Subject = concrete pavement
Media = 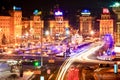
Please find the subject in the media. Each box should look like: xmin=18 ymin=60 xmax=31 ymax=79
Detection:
xmin=18 ymin=71 xmax=34 ymax=80
xmin=0 ymin=71 xmax=12 ymax=80
xmin=0 ymin=71 xmax=34 ymax=80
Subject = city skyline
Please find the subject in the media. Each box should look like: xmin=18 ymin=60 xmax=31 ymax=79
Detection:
xmin=0 ymin=0 xmax=119 ymax=16
xmin=0 ymin=1 xmax=120 ymax=80
xmin=0 ymin=0 xmax=119 ymax=28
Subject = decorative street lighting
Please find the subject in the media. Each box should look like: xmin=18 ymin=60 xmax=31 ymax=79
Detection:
xmin=66 ymin=29 xmax=70 ymax=37
xmin=90 ymin=30 xmax=95 ymax=36
xmin=45 ymin=30 xmax=50 ymax=42
xmin=45 ymin=30 xmax=49 ymax=36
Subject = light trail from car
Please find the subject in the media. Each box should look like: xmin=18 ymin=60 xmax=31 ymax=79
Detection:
xmin=55 ymin=42 xmax=92 ymax=80
xmin=55 ymin=41 xmax=105 ymax=80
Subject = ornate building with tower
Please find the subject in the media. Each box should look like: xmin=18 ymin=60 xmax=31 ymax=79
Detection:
xmin=48 ymin=10 xmax=69 ymax=39
xmin=79 ymin=9 xmax=95 ymax=37
xmin=9 ymin=10 xmax=22 ymax=43
xmin=99 ymin=8 xmax=114 ymax=37
xmin=22 ymin=15 xmax=44 ymax=41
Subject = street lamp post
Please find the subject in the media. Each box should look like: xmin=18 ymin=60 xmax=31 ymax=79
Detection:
xmin=41 ymin=28 xmax=43 ymax=66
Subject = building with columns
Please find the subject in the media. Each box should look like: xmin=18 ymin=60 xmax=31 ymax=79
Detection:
xmin=112 ymin=2 xmax=120 ymax=46
xmin=79 ymin=9 xmax=95 ymax=37
xmin=99 ymin=8 xmax=114 ymax=37
xmin=48 ymin=11 xmax=69 ymax=39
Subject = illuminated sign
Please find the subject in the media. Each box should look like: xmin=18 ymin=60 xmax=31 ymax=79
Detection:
xmin=103 ymin=8 xmax=109 ymax=14
xmin=13 ymin=6 xmax=21 ymax=10
xmin=55 ymin=11 xmax=63 ymax=16
xmin=81 ymin=9 xmax=91 ymax=15
xmin=33 ymin=9 xmax=38 ymax=15
xmin=33 ymin=9 xmax=42 ymax=15
xmin=110 ymin=2 xmax=120 ymax=7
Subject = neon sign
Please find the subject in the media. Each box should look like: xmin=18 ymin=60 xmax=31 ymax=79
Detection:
xmin=103 ymin=8 xmax=109 ymax=14
xmin=110 ymin=2 xmax=120 ymax=7
xmin=33 ymin=9 xmax=42 ymax=15
xmin=13 ymin=6 xmax=21 ymax=10
xmin=81 ymin=9 xmax=91 ymax=15
xmin=33 ymin=9 xmax=38 ymax=15
xmin=55 ymin=11 xmax=63 ymax=16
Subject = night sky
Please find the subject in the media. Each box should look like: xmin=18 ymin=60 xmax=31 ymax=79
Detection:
xmin=0 ymin=0 xmax=119 ymax=28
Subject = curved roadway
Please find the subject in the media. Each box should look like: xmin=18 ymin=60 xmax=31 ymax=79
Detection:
xmin=55 ymin=41 xmax=115 ymax=80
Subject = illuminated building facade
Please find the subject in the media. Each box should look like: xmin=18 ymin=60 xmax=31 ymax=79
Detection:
xmin=79 ymin=9 xmax=94 ymax=37
xmin=0 ymin=15 xmax=11 ymax=44
xmin=0 ymin=7 xmax=44 ymax=44
xmin=0 ymin=6 xmax=22 ymax=44
xmin=112 ymin=2 xmax=120 ymax=46
xmin=22 ymin=15 xmax=44 ymax=40
xmin=9 ymin=10 xmax=22 ymax=43
xmin=99 ymin=8 xmax=114 ymax=37
xmin=49 ymin=11 xmax=69 ymax=38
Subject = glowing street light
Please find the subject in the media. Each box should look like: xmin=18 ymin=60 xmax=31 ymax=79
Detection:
xmin=66 ymin=30 xmax=70 ymax=35
xmin=90 ymin=31 xmax=95 ymax=36
xmin=45 ymin=30 xmax=49 ymax=36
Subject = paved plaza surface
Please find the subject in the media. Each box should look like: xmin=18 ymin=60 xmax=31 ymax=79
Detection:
xmin=0 ymin=71 xmax=34 ymax=80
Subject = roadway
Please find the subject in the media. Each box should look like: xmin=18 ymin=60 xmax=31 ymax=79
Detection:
xmin=0 ymin=41 xmax=92 ymax=80
xmin=55 ymin=41 xmax=116 ymax=80
xmin=0 ymin=41 xmax=119 ymax=80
